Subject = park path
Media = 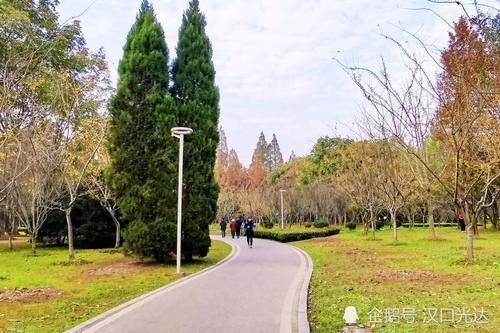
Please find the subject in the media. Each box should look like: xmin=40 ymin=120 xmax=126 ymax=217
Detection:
xmin=69 ymin=235 xmax=312 ymax=333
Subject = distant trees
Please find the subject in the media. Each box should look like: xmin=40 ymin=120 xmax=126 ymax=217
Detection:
xmin=267 ymin=134 xmax=284 ymax=170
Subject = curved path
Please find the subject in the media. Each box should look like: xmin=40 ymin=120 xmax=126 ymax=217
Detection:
xmin=69 ymin=236 xmax=312 ymax=333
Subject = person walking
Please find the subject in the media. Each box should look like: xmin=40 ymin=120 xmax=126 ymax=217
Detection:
xmin=245 ymin=218 xmax=255 ymax=248
xmin=235 ymin=216 xmax=243 ymax=238
xmin=229 ymin=219 xmax=237 ymax=239
xmin=458 ymin=212 xmax=466 ymax=232
xmin=219 ymin=217 xmax=227 ymax=238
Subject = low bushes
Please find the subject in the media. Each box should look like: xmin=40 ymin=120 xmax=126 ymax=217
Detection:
xmin=346 ymin=222 xmax=356 ymax=230
xmin=253 ymin=228 xmax=340 ymax=243
xmin=313 ymin=221 xmax=329 ymax=228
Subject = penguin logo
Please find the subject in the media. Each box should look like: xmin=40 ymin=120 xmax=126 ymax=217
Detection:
xmin=343 ymin=306 xmax=359 ymax=325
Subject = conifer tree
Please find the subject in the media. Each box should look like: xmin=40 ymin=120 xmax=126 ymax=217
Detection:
xmin=251 ymin=131 xmax=269 ymax=170
xmin=108 ymin=0 xmax=177 ymax=261
xmin=267 ymin=133 xmax=284 ymax=170
xmin=171 ymin=0 xmax=219 ymax=259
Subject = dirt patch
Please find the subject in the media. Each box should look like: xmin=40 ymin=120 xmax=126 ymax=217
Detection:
xmin=86 ymin=260 xmax=158 ymax=276
xmin=370 ymin=269 xmax=457 ymax=283
xmin=342 ymin=248 xmax=371 ymax=255
xmin=352 ymin=257 xmax=386 ymax=265
xmin=309 ymin=237 xmax=349 ymax=245
xmin=0 ymin=288 xmax=63 ymax=303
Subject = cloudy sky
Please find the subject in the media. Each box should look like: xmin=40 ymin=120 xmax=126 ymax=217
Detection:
xmin=58 ymin=0 xmax=488 ymax=166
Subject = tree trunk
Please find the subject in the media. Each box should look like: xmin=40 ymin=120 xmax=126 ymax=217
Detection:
xmin=114 ymin=219 xmax=120 ymax=249
xmin=390 ymin=209 xmax=398 ymax=241
xmin=106 ymin=207 xmax=121 ymax=249
xmin=466 ymin=225 xmax=474 ymax=259
xmin=492 ymin=203 xmax=498 ymax=229
xmin=66 ymin=208 xmax=75 ymax=261
xmin=427 ymin=200 xmax=436 ymax=240
xmin=8 ymin=232 xmax=13 ymax=251
xmin=370 ymin=205 xmax=375 ymax=239
xmin=31 ymin=231 xmax=37 ymax=254
xmin=464 ymin=203 xmax=474 ymax=260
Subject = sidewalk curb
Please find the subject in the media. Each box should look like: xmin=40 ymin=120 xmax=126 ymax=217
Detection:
xmin=293 ymin=245 xmax=313 ymax=333
xmin=67 ymin=237 xmax=236 ymax=333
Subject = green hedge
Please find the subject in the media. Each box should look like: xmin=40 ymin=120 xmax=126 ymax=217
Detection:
xmin=253 ymin=229 xmax=340 ymax=242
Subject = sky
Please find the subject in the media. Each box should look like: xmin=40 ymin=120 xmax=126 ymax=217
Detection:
xmin=58 ymin=0 xmax=491 ymax=166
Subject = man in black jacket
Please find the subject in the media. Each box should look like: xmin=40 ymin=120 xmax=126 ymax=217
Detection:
xmin=235 ymin=216 xmax=243 ymax=238
xmin=245 ymin=218 xmax=255 ymax=248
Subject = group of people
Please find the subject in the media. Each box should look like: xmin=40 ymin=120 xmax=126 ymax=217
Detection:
xmin=219 ymin=216 xmax=255 ymax=248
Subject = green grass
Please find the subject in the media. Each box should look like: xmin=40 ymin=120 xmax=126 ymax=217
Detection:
xmin=0 ymin=239 xmax=231 ymax=333
xmin=294 ymin=227 xmax=500 ymax=333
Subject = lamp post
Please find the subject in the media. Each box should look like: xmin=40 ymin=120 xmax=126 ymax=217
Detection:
xmin=171 ymin=127 xmax=193 ymax=274
xmin=280 ymin=189 xmax=286 ymax=229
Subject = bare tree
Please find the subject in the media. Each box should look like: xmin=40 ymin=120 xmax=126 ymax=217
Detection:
xmin=338 ymin=13 xmax=498 ymax=258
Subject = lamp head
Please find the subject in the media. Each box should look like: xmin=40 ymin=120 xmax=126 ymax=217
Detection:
xmin=171 ymin=127 xmax=193 ymax=136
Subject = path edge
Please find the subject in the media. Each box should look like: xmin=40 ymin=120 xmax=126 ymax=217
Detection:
xmin=292 ymin=245 xmax=313 ymax=333
xmin=66 ymin=237 xmax=236 ymax=333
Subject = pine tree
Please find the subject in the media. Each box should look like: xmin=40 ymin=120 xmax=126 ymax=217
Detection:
xmin=251 ymin=131 xmax=269 ymax=169
xmin=171 ymin=0 xmax=219 ymax=259
xmin=289 ymin=150 xmax=297 ymax=162
xmin=108 ymin=0 xmax=178 ymax=261
xmin=214 ymin=127 xmax=229 ymax=185
xmin=216 ymin=127 xmax=229 ymax=169
xmin=267 ymin=133 xmax=284 ymax=170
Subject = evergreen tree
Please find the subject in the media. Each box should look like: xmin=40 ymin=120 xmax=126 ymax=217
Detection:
xmin=216 ymin=126 xmax=229 ymax=168
xmin=214 ymin=126 xmax=229 ymax=184
xmin=108 ymin=0 xmax=178 ymax=261
xmin=289 ymin=150 xmax=297 ymax=162
xmin=267 ymin=133 xmax=284 ymax=170
xmin=251 ymin=131 xmax=269 ymax=170
xmin=171 ymin=0 xmax=220 ymax=259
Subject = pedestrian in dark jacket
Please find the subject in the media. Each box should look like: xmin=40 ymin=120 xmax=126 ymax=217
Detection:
xmin=458 ymin=212 xmax=466 ymax=232
xmin=219 ymin=217 xmax=227 ymax=238
xmin=235 ymin=217 xmax=243 ymax=238
xmin=245 ymin=218 xmax=255 ymax=248
xmin=230 ymin=219 xmax=237 ymax=238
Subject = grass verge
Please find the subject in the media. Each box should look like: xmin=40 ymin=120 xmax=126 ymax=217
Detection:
xmin=294 ymin=227 xmax=499 ymax=333
xmin=0 ymin=239 xmax=231 ymax=332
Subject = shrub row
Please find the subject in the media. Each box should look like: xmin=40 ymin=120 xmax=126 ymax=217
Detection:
xmin=253 ymin=228 xmax=340 ymax=243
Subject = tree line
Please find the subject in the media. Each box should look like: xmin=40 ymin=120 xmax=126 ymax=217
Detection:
xmin=215 ymin=12 xmax=499 ymax=260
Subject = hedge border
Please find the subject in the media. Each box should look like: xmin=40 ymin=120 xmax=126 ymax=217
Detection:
xmin=253 ymin=229 xmax=340 ymax=242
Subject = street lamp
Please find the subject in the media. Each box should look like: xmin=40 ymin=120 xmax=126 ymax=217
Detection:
xmin=280 ymin=189 xmax=287 ymax=229
xmin=171 ymin=127 xmax=193 ymax=274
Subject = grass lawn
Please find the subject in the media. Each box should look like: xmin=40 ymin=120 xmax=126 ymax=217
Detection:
xmin=295 ymin=227 xmax=500 ymax=333
xmin=0 ymin=239 xmax=231 ymax=333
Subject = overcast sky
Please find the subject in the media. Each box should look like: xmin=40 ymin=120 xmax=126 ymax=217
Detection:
xmin=58 ymin=0 xmax=489 ymax=166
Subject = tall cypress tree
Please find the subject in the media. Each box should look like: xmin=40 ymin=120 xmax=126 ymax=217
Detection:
xmin=171 ymin=0 xmax=219 ymax=259
xmin=108 ymin=1 xmax=178 ymax=261
xmin=267 ymin=133 xmax=284 ymax=170
xmin=251 ymin=131 xmax=268 ymax=169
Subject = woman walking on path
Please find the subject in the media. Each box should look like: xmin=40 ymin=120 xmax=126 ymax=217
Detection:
xmin=229 ymin=219 xmax=237 ymax=238
xmin=245 ymin=218 xmax=255 ymax=248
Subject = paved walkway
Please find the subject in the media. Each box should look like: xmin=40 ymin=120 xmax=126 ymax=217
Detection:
xmin=69 ymin=236 xmax=312 ymax=333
